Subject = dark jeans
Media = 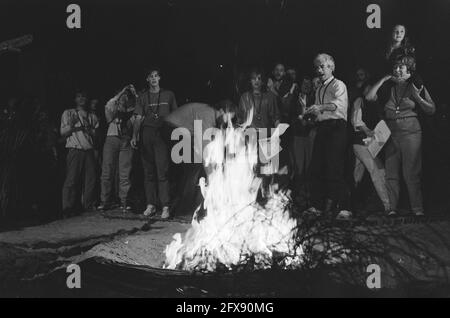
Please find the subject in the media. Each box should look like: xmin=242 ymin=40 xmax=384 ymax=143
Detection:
xmin=309 ymin=119 xmax=349 ymax=210
xmin=141 ymin=126 xmax=170 ymax=207
xmin=62 ymin=148 xmax=96 ymax=211
xmin=100 ymin=136 xmax=133 ymax=204
xmin=172 ymin=162 xmax=205 ymax=217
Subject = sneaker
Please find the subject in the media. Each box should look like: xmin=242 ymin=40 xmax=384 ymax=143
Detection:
xmin=97 ymin=203 xmax=109 ymax=211
xmin=143 ymin=204 xmax=157 ymax=217
xmin=304 ymin=206 xmax=322 ymax=216
xmin=387 ymin=210 xmax=397 ymax=217
xmin=161 ymin=206 xmax=170 ymax=219
xmin=336 ymin=210 xmax=353 ymax=220
xmin=120 ymin=202 xmax=132 ymax=212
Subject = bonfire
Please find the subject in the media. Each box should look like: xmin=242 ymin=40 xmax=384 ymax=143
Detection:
xmin=164 ymin=112 xmax=303 ymax=272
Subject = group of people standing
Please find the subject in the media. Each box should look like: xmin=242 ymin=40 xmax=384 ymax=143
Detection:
xmin=59 ymin=23 xmax=436 ymax=220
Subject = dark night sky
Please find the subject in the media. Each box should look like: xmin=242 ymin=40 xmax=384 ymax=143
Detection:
xmin=1 ymin=0 xmax=449 ymax=120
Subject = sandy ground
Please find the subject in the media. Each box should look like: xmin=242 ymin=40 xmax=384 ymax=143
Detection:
xmin=1 ymin=210 xmax=450 ymax=297
xmin=0 ymin=213 xmax=149 ymax=247
xmin=77 ymin=219 xmax=190 ymax=268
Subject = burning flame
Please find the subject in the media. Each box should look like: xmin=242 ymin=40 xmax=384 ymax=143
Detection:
xmin=164 ymin=111 xmax=303 ymax=272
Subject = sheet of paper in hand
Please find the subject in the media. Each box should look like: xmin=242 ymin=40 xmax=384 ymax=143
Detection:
xmin=366 ymin=120 xmax=391 ymax=158
xmin=258 ymin=123 xmax=289 ymax=175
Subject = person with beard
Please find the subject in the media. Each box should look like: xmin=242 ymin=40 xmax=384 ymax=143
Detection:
xmin=267 ymin=63 xmax=295 ymax=183
xmin=60 ymin=90 xmax=99 ymax=217
xmin=267 ymin=63 xmax=296 ymax=123
xmin=304 ymin=53 xmax=351 ymax=219
xmin=132 ymin=67 xmax=178 ymax=219
xmin=348 ymin=68 xmax=370 ymax=106
xmin=366 ymin=55 xmax=435 ymax=216
xmin=98 ymin=85 xmax=138 ymax=212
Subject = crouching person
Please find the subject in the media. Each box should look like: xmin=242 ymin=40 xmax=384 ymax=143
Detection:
xmin=98 ymin=85 xmax=137 ymax=212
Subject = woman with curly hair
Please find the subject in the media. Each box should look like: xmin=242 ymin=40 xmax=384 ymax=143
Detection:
xmin=366 ymin=55 xmax=435 ymax=216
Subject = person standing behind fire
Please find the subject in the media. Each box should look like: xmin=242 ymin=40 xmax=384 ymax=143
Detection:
xmin=267 ymin=63 xmax=296 ymax=123
xmin=267 ymin=63 xmax=294 ymax=182
xmin=131 ymin=67 xmax=177 ymax=219
xmin=365 ymin=55 xmax=435 ymax=216
xmin=98 ymin=85 xmax=138 ymax=213
xmin=60 ymin=90 xmax=99 ymax=217
xmin=238 ymin=68 xmax=280 ymax=130
xmin=290 ymin=76 xmax=316 ymax=207
xmin=304 ymin=53 xmax=351 ymax=219
xmin=238 ymin=68 xmax=280 ymax=195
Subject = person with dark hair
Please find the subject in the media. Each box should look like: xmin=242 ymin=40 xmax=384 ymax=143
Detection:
xmin=267 ymin=63 xmax=296 ymax=123
xmin=60 ymin=90 xmax=99 ymax=217
xmin=304 ymin=53 xmax=351 ymax=219
xmin=132 ymin=67 xmax=177 ymax=218
xmin=351 ymin=84 xmax=391 ymax=215
xmin=98 ymin=85 xmax=137 ymax=212
xmin=366 ymin=55 xmax=435 ymax=216
xmin=238 ymin=68 xmax=280 ymax=129
xmin=385 ymin=24 xmax=415 ymax=63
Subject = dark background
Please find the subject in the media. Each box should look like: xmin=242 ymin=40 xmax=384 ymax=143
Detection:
xmin=1 ymin=0 xmax=449 ymax=120
xmin=0 ymin=0 xmax=450 ymax=222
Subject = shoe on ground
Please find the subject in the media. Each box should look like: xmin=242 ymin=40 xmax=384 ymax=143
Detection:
xmin=143 ymin=205 xmax=157 ymax=217
xmin=120 ymin=203 xmax=132 ymax=212
xmin=304 ymin=206 xmax=322 ymax=216
xmin=387 ymin=210 xmax=397 ymax=217
xmin=97 ymin=203 xmax=110 ymax=211
xmin=336 ymin=210 xmax=353 ymax=220
xmin=161 ymin=206 xmax=170 ymax=219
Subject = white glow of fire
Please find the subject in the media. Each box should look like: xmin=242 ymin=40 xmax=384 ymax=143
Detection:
xmin=164 ymin=110 xmax=303 ymax=272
